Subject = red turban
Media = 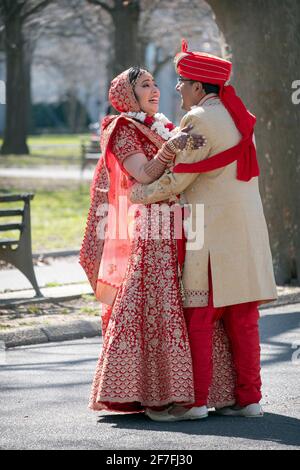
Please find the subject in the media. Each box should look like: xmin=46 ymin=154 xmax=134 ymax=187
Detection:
xmin=173 ymin=40 xmax=260 ymax=182
xmin=175 ymin=39 xmax=232 ymax=86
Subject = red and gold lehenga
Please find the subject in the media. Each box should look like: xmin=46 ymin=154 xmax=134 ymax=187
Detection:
xmin=79 ymin=70 xmax=235 ymax=414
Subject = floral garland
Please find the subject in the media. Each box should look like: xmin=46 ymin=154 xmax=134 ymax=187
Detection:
xmin=124 ymin=111 xmax=178 ymax=140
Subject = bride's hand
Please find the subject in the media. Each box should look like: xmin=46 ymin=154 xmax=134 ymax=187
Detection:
xmin=166 ymin=124 xmax=207 ymax=152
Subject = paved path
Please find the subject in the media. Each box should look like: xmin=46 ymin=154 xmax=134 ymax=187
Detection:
xmin=0 ymin=167 xmax=94 ymax=181
xmin=0 ymin=258 xmax=86 ymax=293
xmin=0 ymin=257 xmax=93 ymax=303
xmin=1 ymin=302 xmax=299 ymax=450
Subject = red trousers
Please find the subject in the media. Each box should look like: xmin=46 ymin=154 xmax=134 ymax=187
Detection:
xmin=184 ymin=262 xmax=262 ymax=408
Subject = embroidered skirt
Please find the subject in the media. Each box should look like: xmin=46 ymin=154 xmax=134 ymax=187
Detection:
xmin=89 ymin=230 xmax=195 ymax=412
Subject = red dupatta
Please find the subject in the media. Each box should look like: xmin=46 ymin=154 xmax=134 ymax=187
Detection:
xmin=79 ymin=113 xmax=168 ymax=305
xmin=79 ymin=69 xmax=185 ymax=338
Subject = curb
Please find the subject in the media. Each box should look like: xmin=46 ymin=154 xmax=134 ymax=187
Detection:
xmin=259 ymin=294 xmax=300 ymax=310
xmin=0 ymin=293 xmax=299 ymax=350
xmin=0 ymin=318 xmax=101 ymax=349
xmin=0 ymin=292 xmax=92 ymax=308
xmin=0 ymin=284 xmax=93 ymax=307
xmin=32 ymin=249 xmax=79 ymax=259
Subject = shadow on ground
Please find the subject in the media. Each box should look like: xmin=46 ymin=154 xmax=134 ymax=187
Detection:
xmin=96 ymin=411 xmax=300 ymax=449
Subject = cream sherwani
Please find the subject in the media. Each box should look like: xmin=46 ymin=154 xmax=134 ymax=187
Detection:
xmin=129 ymin=94 xmax=278 ymax=308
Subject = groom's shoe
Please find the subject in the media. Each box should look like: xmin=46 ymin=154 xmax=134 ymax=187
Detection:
xmin=145 ymin=406 xmax=172 ymax=421
xmin=145 ymin=405 xmax=208 ymax=422
xmin=215 ymin=403 xmax=264 ymax=418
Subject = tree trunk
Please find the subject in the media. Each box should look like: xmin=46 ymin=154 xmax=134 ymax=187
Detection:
xmin=206 ymin=0 xmax=300 ymax=285
xmin=1 ymin=14 xmax=30 ymax=155
xmin=24 ymin=40 xmax=34 ymax=137
xmin=67 ymin=92 xmax=77 ymax=134
xmin=110 ymin=0 xmax=141 ymax=79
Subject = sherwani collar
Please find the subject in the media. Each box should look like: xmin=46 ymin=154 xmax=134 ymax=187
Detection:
xmin=197 ymin=93 xmax=219 ymax=107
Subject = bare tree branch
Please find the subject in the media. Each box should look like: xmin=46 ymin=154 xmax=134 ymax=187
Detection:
xmin=152 ymin=54 xmax=172 ymax=76
xmin=86 ymin=0 xmax=113 ymax=14
xmin=22 ymin=0 xmax=53 ymax=20
xmin=71 ymin=0 xmax=110 ymax=37
xmin=139 ymin=0 xmax=161 ymax=31
xmin=1 ymin=0 xmax=26 ymax=22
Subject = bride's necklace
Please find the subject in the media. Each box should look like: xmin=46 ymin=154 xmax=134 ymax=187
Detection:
xmin=124 ymin=111 xmax=177 ymax=140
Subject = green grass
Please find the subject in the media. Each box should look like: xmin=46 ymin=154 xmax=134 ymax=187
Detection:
xmin=0 ymin=134 xmax=91 ymax=166
xmin=0 ymin=134 xmax=95 ymax=251
xmin=0 ymin=186 xmax=90 ymax=252
xmin=79 ymin=306 xmax=99 ymax=316
xmin=0 ymin=155 xmax=80 ymax=167
xmin=44 ymin=282 xmax=62 ymax=288
xmin=27 ymin=134 xmax=89 ymax=146
xmin=61 ymin=309 xmax=70 ymax=315
xmin=27 ymin=306 xmax=41 ymax=315
xmin=0 ymin=134 xmax=89 ymax=147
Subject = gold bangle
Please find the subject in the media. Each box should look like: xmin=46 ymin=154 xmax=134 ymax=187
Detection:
xmin=166 ymin=141 xmax=178 ymax=153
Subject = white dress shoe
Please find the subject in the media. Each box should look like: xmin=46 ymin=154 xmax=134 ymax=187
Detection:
xmin=145 ymin=406 xmax=173 ymax=421
xmin=215 ymin=403 xmax=264 ymax=418
xmin=145 ymin=405 xmax=208 ymax=422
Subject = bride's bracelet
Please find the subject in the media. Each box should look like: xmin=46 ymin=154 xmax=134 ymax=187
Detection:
xmin=165 ymin=140 xmax=178 ymax=154
xmin=144 ymin=158 xmax=167 ymax=179
xmin=157 ymin=143 xmax=175 ymax=164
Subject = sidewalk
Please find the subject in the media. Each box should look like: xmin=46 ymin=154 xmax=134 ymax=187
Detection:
xmin=0 ymin=255 xmax=94 ymax=306
xmin=0 ymin=255 xmax=88 ymax=295
xmin=0 ymin=256 xmax=97 ymax=348
xmin=1 ymin=255 xmax=300 ymax=349
xmin=0 ymin=166 xmax=94 ymax=181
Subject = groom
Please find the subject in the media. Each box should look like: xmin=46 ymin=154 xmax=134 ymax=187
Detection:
xmin=129 ymin=40 xmax=278 ymax=422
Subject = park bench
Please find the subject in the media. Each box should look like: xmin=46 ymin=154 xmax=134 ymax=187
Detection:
xmin=0 ymin=193 xmax=42 ymax=297
xmin=80 ymin=139 xmax=101 ymax=174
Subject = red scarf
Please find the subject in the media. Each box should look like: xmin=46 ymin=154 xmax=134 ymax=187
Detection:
xmin=173 ymin=85 xmax=260 ymax=181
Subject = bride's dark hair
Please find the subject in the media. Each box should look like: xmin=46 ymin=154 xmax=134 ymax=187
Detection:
xmin=128 ymin=66 xmax=149 ymax=102
xmin=128 ymin=66 xmax=143 ymax=85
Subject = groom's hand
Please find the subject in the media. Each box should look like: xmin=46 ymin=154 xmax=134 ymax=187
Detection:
xmin=166 ymin=124 xmax=207 ymax=152
xmin=181 ymin=124 xmax=193 ymax=133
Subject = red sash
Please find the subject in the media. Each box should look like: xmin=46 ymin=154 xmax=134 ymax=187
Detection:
xmin=173 ymin=85 xmax=260 ymax=182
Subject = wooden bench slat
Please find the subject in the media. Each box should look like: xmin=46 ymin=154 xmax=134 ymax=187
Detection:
xmin=85 ymin=147 xmax=99 ymax=150
xmin=0 ymin=209 xmax=24 ymax=217
xmin=85 ymin=155 xmax=99 ymax=160
xmin=0 ymin=192 xmax=42 ymax=297
xmin=0 ymin=239 xmax=20 ymax=246
xmin=0 ymin=193 xmax=34 ymax=203
xmin=0 ymin=223 xmax=22 ymax=231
